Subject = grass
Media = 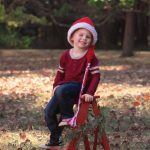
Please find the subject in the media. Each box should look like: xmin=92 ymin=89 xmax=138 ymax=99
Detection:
xmin=0 ymin=49 xmax=150 ymax=150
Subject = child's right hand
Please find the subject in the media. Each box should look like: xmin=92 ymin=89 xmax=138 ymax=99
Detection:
xmin=81 ymin=94 xmax=93 ymax=102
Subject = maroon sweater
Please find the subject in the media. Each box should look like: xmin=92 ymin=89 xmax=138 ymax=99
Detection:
xmin=53 ymin=50 xmax=100 ymax=95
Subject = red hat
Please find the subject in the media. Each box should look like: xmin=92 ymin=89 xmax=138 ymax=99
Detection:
xmin=67 ymin=17 xmax=98 ymax=46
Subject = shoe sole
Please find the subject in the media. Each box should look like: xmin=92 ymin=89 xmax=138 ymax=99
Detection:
xmin=39 ymin=144 xmax=67 ymax=150
xmin=58 ymin=122 xmax=68 ymax=127
xmin=39 ymin=144 xmax=61 ymax=149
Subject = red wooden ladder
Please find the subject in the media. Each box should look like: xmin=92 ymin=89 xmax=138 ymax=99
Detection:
xmin=66 ymin=96 xmax=110 ymax=150
xmin=47 ymin=96 xmax=110 ymax=150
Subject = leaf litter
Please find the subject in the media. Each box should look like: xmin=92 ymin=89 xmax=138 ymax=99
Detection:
xmin=0 ymin=50 xmax=150 ymax=149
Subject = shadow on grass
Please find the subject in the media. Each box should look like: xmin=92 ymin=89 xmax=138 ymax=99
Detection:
xmin=0 ymin=93 xmax=46 ymax=131
xmin=0 ymin=50 xmax=150 ymax=149
xmin=0 ymin=93 xmax=150 ymax=149
xmin=0 ymin=50 xmax=150 ymax=86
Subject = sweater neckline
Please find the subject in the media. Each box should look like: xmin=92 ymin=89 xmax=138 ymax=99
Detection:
xmin=69 ymin=48 xmax=88 ymax=60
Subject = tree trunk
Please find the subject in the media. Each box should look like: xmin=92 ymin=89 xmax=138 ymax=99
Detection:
xmin=148 ymin=17 xmax=150 ymax=48
xmin=136 ymin=13 xmax=147 ymax=47
xmin=122 ymin=11 xmax=135 ymax=57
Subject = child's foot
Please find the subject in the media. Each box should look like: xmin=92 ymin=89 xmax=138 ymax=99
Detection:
xmin=58 ymin=120 xmax=68 ymax=127
xmin=40 ymin=141 xmax=63 ymax=149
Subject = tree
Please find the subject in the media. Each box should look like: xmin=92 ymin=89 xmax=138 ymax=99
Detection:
xmin=1 ymin=0 xmax=73 ymax=27
xmin=120 ymin=1 xmax=139 ymax=56
xmin=121 ymin=0 xmax=150 ymax=56
xmin=1 ymin=0 xmax=149 ymax=54
xmin=147 ymin=1 xmax=150 ymax=48
xmin=88 ymin=0 xmax=149 ymax=56
xmin=122 ymin=9 xmax=135 ymax=56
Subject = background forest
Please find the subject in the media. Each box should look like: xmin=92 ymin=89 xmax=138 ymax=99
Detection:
xmin=0 ymin=0 xmax=150 ymax=56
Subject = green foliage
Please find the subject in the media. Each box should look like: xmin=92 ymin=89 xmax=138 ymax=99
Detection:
xmin=64 ymin=107 xmax=106 ymax=148
xmin=88 ymin=0 xmax=137 ymax=10
xmin=0 ymin=25 xmax=34 ymax=48
xmin=0 ymin=26 xmax=18 ymax=48
xmin=54 ymin=3 xmax=71 ymax=17
xmin=147 ymin=1 xmax=150 ymax=16
xmin=119 ymin=0 xmax=136 ymax=8
xmin=88 ymin=0 xmax=105 ymax=10
xmin=21 ymin=36 xmax=35 ymax=49
xmin=5 ymin=6 xmax=47 ymax=27
xmin=0 ymin=2 xmax=48 ymax=27
xmin=0 ymin=3 xmax=47 ymax=48
xmin=0 ymin=2 xmax=5 ymax=22
xmin=147 ymin=10 xmax=150 ymax=16
xmin=0 ymin=3 xmax=43 ymax=49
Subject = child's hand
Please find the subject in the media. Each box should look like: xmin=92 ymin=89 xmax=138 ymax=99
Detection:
xmin=81 ymin=94 xmax=93 ymax=102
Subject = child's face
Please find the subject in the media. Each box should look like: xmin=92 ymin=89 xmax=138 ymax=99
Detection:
xmin=71 ymin=28 xmax=93 ymax=50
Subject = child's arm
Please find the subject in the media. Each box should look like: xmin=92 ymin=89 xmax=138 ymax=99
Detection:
xmin=53 ymin=67 xmax=64 ymax=88
xmin=86 ymin=73 xmax=100 ymax=96
xmin=53 ymin=51 xmax=66 ymax=90
xmin=85 ymin=57 xmax=100 ymax=96
xmin=81 ymin=73 xmax=100 ymax=102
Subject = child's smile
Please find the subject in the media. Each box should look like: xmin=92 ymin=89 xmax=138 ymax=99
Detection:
xmin=71 ymin=28 xmax=92 ymax=50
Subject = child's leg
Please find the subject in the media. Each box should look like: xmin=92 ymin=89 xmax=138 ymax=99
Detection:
xmin=55 ymin=82 xmax=81 ymax=119
xmin=44 ymin=96 xmax=63 ymax=144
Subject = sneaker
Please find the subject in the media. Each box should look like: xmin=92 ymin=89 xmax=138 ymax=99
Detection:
xmin=58 ymin=120 xmax=68 ymax=127
xmin=40 ymin=141 xmax=63 ymax=149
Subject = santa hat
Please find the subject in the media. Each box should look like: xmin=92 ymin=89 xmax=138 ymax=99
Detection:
xmin=67 ymin=17 xmax=98 ymax=46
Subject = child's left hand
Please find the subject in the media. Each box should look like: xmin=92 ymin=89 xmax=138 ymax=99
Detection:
xmin=81 ymin=94 xmax=93 ymax=102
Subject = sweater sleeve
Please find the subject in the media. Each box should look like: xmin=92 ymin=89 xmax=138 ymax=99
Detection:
xmin=86 ymin=56 xmax=100 ymax=95
xmin=53 ymin=51 xmax=66 ymax=88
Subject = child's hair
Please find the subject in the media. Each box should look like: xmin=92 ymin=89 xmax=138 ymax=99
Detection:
xmin=67 ymin=17 xmax=98 ymax=46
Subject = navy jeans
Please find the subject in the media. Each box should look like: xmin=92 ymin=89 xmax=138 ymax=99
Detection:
xmin=44 ymin=82 xmax=81 ymax=142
